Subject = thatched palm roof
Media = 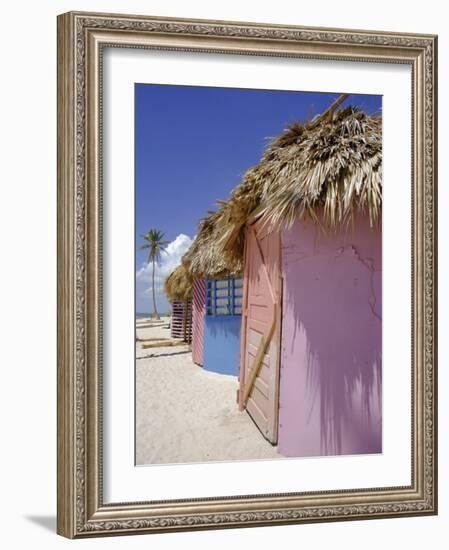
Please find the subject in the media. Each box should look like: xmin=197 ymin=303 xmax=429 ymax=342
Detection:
xmin=181 ymin=210 xmax=243 ymax=279
xmin=216 ymin=104 xmax=382 ymax=265
xmin=164 ymin=264 xmax=193 ymax=302
xmin=183 ymin=99 xmax=382 ymax=278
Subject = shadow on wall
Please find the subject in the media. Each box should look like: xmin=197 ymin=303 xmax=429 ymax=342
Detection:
xmin=206 ymin=315 xmax=242 ymax=339
xmin=279 ymin=216 xmax=382 ymax=457
xmin=203 ymin=315 xmax=242 ymax=376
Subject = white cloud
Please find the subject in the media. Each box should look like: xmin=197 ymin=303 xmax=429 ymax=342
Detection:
xmin=136 ymin=233 xmax=193 ymax=296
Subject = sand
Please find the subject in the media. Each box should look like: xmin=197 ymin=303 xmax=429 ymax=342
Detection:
xmin=136 ymin=315 xmax=171 ymax=341
xmin=136 ymin=317 xmax=280 ymax=465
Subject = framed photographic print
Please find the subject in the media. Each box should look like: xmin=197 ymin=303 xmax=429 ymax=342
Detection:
xmin=57 ymin=11 xmax=438 ymax=538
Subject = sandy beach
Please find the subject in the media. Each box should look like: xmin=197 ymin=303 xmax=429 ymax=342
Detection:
xmin=136 ymin=316 xmax=280 ymax=465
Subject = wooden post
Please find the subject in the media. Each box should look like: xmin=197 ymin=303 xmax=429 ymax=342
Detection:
xmin=242 ymin=317 xmax=276 ymax=405
xmin=183 ymin=300 xmax=188 ymax=343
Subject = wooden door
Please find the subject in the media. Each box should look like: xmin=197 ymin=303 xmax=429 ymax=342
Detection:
xmin=239 ymin=219 xmax=282 ymax=444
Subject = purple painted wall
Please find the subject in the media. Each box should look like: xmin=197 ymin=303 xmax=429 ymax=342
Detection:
xmin=278 ymin=215 xmax=382 ymax=457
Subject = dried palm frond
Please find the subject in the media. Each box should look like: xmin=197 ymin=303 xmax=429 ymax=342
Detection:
xmin=182 ymin=210 xmax=243 ymax=279
xmin=164 ymin=264 xmax=193 ymax=302
xmin=215 ymin=105 xmax=382 ymax=266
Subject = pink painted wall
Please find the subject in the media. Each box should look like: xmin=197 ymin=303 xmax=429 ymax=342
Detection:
xmin=192 ymin=279 xmax=206 ymax=366
xmin=278 ymin=214 xmax=382 ymax=457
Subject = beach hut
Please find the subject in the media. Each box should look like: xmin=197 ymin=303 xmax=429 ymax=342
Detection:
xmin=183 ymin=212 xmax=243 ymax=376
xmin=164 ymin=264 xmax=193 ymax=343
xmin=215 ymin=99 xmax=383 ymax=455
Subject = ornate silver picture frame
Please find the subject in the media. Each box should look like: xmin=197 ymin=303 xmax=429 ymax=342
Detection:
xmin=57 ymin=11 xmax=437 ymax=538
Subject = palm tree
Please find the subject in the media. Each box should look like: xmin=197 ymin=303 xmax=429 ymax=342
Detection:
xmin=139 ymin=229 xmax=169 ymax=320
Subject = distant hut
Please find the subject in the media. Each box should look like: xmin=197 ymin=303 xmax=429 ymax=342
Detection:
xmin=214 ymin=98 xmax=382 ymax=455
xmin=182 ymin=212 xmax=243 ymax=375
xmin=164 ymin=264 xmax=193 ymax=343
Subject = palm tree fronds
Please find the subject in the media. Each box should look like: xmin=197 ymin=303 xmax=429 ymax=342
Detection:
xmin=139 ymin=228 xmax=170 ymax=318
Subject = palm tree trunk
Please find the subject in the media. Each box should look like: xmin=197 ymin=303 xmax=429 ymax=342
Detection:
xmin=151 ymin=257 xmax=160 ymax=319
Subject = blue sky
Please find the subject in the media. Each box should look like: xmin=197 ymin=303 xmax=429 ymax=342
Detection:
xmin=135 ymin=84 xmax=381 ymax=314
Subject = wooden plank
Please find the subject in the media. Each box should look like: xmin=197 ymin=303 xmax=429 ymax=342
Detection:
xmin=249 ymin=382 xmax=270 ymax=412
xmin=248 ymin=303 xmax=271 ymax=323
xmin=238 ymin=235 xmax=250 ymax=411
xmin=247 ymin=358 xmax=271 ymax=386
xmin=248 ymin=329 xmax=263 ymax=347
xmin=247 ymin=318 xmax=268 ymax=337
xmin=247 ymin=343 xmax=270 ymax=367
xmin=141 ymin=340 xmax=186 ymax=349
xmin=243 ymin=317 xmax=276 ymax=404
xmin=246 ymin=398 xmax=268 ymax=437
xmin=253 ymin=374 xmax=270 ymax=400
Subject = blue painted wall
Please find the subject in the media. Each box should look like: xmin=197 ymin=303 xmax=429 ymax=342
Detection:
xmin=203 ymin=316 xmax=242 ymax=376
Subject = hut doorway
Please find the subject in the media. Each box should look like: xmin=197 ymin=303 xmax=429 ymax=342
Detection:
xmin=239 ymin=218 xmax=282 ymax=444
